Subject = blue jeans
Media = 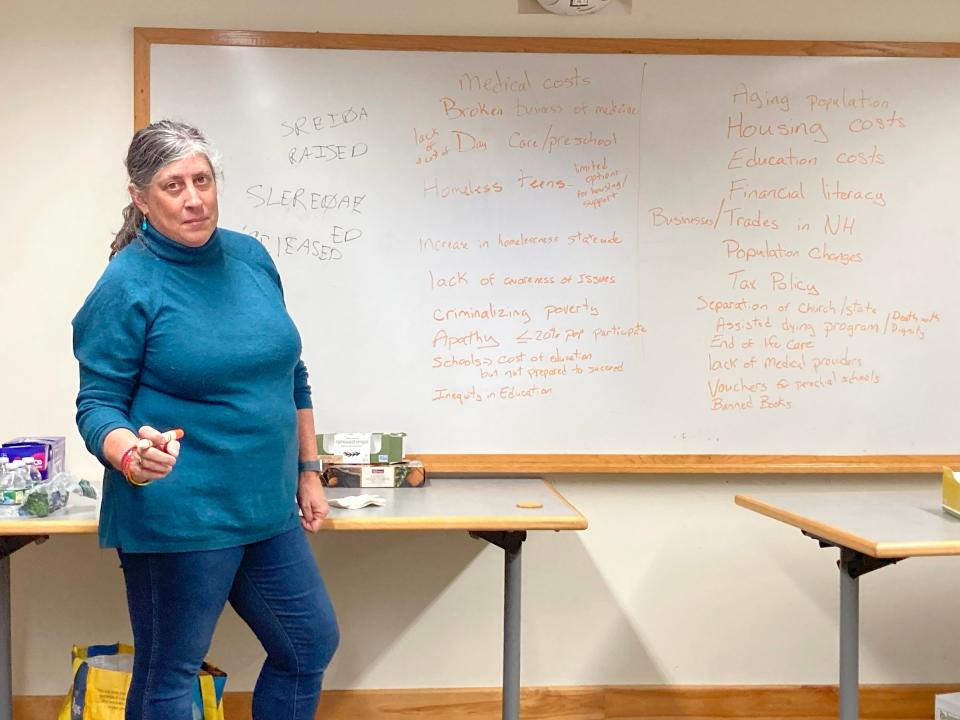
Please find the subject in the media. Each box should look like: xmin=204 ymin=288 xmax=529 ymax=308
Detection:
xmin=118 ymin=527 xmax=339 ymax=720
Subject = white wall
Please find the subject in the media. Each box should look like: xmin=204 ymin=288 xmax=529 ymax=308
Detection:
xmin=3 ymin=0 xmax=960 ymax=696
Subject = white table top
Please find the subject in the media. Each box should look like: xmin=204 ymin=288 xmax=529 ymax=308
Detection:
xmin=0 ymin=478 xmax=586 ymax=536
xmin=736 ymin=490 xmax=960 ymax=558
xmin=325 ymin=477 xmax=585 ymax=531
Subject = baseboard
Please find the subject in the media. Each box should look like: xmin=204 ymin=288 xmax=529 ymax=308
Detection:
xmin=17 ymin=683 xmax=960 ymax=720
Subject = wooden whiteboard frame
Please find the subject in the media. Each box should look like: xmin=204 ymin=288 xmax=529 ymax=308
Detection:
xmin=133 ymin=27 xmax=960 ymax=474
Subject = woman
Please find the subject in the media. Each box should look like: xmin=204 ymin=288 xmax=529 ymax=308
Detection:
xmin=73 ymin=120 xmax=338 ymax=720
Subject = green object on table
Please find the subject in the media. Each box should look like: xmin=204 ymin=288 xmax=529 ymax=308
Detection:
xmin=20 ymin=489 xmax=53 ymax=517
xmin=78 ymin=479 xmax=98 ymax=499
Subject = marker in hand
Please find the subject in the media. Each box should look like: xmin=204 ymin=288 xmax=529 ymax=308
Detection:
xmin=137 ymin=428 xmax=185 ymax=453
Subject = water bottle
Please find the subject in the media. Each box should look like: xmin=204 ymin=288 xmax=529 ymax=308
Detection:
xmin=7 ymin=461 xmax=27 ymax=490
xmin=0 ymin=458 xmax=9 ymax=489
xmin=0 ymin=461 xmax=26 ymax=505
xmin=22 ymin=458 xmax=43 ymax=487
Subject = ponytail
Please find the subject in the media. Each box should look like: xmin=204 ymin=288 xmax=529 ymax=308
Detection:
xmin=110 ymin=202 xmax=145 ymax=260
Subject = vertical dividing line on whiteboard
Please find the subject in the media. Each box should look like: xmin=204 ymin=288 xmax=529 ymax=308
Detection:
xmin=635 ymin=61 xmax=647 ymax=252
xmin=634 ymin=60 xmax=647 ymax=368
xmin=635 ymin=61 xmax=648 ymax=361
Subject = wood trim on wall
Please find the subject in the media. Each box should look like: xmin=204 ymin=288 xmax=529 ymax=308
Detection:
xmin=18 ymin=684 xmax=960 ymax=720
xmin=133 ymin=27 xmax=960 ymax=56
xmin=132 ymin=27 xmax=960 ymax=130
xmin=409 ymin=454 xmax=960 ymax=474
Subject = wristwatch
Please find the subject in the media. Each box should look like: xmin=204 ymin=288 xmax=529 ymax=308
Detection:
xmin=298 ymin=459 xmax=323 ymax=473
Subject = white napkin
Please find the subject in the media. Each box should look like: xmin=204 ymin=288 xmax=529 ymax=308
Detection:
xmin=328 ymin=494 xmax=386 ymax=510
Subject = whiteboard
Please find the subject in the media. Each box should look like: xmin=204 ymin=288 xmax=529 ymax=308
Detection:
xmin=147 ymin=36 xmax=960 ymax=460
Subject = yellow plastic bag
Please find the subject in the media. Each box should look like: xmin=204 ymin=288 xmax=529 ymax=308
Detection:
xmin=57 ymin=642 xmax=226 ymax=720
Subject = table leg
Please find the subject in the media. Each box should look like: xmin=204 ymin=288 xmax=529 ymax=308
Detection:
xmin=0 ymin=555 xmax=10 ymax=720
xmin=0 ymin=536 xmax=48 ymax=720
xmin=839 ymin=548 xmax=859 ymax=720
xmin=470 ymin=530 xmax=527 ymax=720
xmin=801 ymin=533 xmax=903 ymax=720
xmin=503 ymin=533 xmax=522 ymax=720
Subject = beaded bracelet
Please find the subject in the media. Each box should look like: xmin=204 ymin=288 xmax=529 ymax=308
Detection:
xmin=120 ymin=446 xmax=152 ymax=487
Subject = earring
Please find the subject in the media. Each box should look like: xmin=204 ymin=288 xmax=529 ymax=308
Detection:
xmin=141 ymin=218 xmax=147 ymax=231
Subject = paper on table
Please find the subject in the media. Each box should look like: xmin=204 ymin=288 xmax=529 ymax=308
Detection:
xmin=328 ymin=494 xmax=385 ymax=510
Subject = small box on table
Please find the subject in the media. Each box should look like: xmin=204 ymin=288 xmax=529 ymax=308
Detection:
xmin=2 ymin=436 xmax=65 ymax=480
xmin=316 ymin=432 xmax=405 ymax=465
xmin=322 ymin=460 xmax=425 ymax=489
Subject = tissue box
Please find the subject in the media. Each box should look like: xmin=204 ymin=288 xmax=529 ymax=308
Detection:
xmin=936 ymin=692 xmax=960 ymax=720
xmin=322 ymin=460 xmax=425 ymax=488
xmin=317 ymin=432 xmax=405 ymax=465
xmin=2 ymin=436 xmax=65 ymax=480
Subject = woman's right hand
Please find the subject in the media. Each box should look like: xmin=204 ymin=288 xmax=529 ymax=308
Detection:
xmin=104 ymin=426 xmax=180 ymax=485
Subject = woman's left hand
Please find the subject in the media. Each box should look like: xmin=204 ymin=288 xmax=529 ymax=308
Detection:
xmin=297 ymin=472 xmax=329 ymax=532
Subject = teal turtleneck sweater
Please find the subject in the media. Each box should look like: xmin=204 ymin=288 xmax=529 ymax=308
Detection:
xmin=73 ymin=224 xmax=311 ymax=552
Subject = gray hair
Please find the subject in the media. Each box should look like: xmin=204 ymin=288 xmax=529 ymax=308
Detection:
xmin=110 ymin=120 xmax=221 ymax=259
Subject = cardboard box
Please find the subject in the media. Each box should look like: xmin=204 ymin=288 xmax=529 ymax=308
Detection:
xmin=322 ymin=460 xmax=425 ymax=489
xmin=936 ymin=692 xmax=960 ymax=720
xmin=317 ymin=432 xmax=405 ymax=465
xmin=2 ymin=436 xmax=65 ymax=480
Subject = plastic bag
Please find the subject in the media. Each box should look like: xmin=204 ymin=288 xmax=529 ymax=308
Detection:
xmin=18 ymin=473 xmax=98 ymax=518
